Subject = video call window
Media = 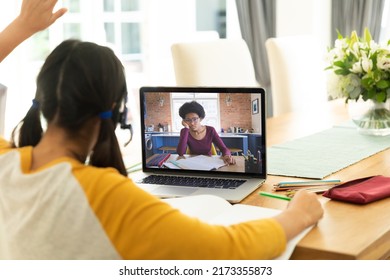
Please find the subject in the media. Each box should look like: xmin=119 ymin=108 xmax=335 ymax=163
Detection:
xmin=142 ymin=90 xmax=265 ymax=175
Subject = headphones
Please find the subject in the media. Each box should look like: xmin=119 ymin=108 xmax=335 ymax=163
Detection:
xmin=119 ymin=95 xmax=133 ymax=147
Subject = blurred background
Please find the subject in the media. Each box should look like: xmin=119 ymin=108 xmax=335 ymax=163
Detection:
xmin=1 ymin=0 xmax=390 ymax=166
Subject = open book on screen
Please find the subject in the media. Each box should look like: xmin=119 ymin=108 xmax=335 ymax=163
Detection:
xmin=163 ymin=194 xmax=312 ymax=260
xmin=165 ymin=155 xmax=226 ymax=171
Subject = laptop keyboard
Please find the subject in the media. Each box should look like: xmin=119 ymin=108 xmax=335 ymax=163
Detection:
xmin=139 ymin=175 xmax=246 ymax=189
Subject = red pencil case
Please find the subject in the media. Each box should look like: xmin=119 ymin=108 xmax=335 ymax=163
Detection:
xmin=322 ymin=175 xmax=390 ymax=204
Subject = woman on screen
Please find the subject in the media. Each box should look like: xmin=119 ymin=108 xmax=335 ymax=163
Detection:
xmin=177 ymin=101 xmax=236 ymax=165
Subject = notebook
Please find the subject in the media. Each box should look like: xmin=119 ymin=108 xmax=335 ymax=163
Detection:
xmin=132 ymin=86 xmax=267 ymax=203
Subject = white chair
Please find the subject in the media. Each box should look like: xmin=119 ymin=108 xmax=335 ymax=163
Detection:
xmin=0 ymin=83 xmax=7 ymax=136
xmin=265 ymin=35 xmax=328 ymax=116
xmin=171 ymin=39 xmax=259 ymax=87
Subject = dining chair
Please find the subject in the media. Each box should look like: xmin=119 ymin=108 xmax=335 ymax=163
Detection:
xmin=186 ymin=142 xmax=218 ymax=155
xmin=170 ymin=39 xmax=259 ymax=87
xmin=0 ymin=83 xmax=7 ymax=136
xmin=265 ymin=35 xmax=328 ymax=116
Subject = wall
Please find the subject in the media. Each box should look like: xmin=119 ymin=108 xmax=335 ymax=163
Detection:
xmin=144 ymin=92 xmax=172 ymax=130
xmin=276 ymin=0 xmax=332 ymax=47
xmin=196 ymin=0 xmax=226 ymax=35
xmin=145 ymin=93 xmax=255 ymax=134
xmin=219 ymin=93 xmax=252 ymax=133
xmin=143 ymin=0 xmax=197 ymax=86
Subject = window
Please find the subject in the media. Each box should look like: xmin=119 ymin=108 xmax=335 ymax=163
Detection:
xmin=28 ymin=30 xmax=50 ymax=61
xmin=380 ymin=0 xmax=390 ymax=43
xmin=64 ymin=0 xmax=81 ymax=13
xmin=171 ymin=92 xmax=220 ymax=132
xmin=28 ymin=0 xmax=83 ymax=61
xmin=27 ymin=0 xmax=142 ymax=62
xmin=102 ymin=0 xmax=142 ymax=61
xmin=196 ymin=0 xmax=227 ymax=38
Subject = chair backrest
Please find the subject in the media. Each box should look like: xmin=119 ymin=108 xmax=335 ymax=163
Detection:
xmin=171 ymin=39 xmax=259 ymax=87
xmin=186 ymin=142 xmax=217 ymax=155
xmin=265 ymin=35 xmax=328 ymax=116
xmin=0 ymin=83 xmax=7 ymax=136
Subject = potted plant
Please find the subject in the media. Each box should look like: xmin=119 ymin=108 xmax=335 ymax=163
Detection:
xmin=326 ymin=28 xmax=390 ymax=136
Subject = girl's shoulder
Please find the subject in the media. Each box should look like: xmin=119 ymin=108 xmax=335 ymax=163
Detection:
xmin=0 ymin=137 xmax=12 ymax=154
xmin=205 ymin=125 xmax=218 ymax=135
xmin=205 ymin=125 xmax=216 ymax=131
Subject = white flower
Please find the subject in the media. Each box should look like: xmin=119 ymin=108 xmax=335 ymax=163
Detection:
xmin=377 ymin=52 xmax=390 ymax=70
xmin=326 ymin=47 xmax=343 ymax=62
xmin=361 ymin=53 xmax=373 ymax=72
xmin=369 ymin=40 xmax=380 ymax=52
xmin=351 ymin=42 xmax=363 ymax=58
xmin=351 ymin=61 xmax=363 ymax=73
xmin=326 ymin=28 xmax=390 ymax=102
xmin=327 ymin=72 xmax=343 ymax=99
xmin=335 ymin=38 xmax=348 ymax=49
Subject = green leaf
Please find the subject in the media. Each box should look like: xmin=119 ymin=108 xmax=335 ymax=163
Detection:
xmin=363 ymin=27 xmax=372 ymax=43
xmin=377 ymin=80 xmax=390 ymax=89
xmin=335 ymin=69 xmax=349 ymax=75
xmin=336 ymin=29 xmax=343 ymax=39
xmin=368 ymin=88 xmax=376 ymax=98
xmin=334 ymin=61 xmax=345 ymax=67
xmin=362 ymin=91 xmax=369 ymax=101
xmin=361 ymin=77 xmax=373 ymax=88
xmin=350 ymin=30 xmax=359 ymax=45
xmin=350 ymin=87 xmax=361 ymax=99
xmin=376 ymin=91 xmax=387 ymax=102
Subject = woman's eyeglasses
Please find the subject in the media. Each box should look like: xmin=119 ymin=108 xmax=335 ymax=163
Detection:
xmin=184 ymin=117 xmax=200 ymax=123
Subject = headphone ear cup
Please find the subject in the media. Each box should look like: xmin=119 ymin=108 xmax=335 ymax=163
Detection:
xmin=120 ymin=104 xmax=132 ymax=129
xmin=120 ymin=106 xmax=127 ymax=128
xmin=123 ymin=123 xmax=133 ymax=147
xmin=110 ymin=110 xmax=119 ymax=125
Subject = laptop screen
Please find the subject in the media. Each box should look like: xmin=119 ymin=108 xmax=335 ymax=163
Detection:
xmin=140 ymin=87 xmax=266 ymax=178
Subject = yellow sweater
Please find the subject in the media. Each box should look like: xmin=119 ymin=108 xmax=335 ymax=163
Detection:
xmin=0 ymin=137 xmax=286 ymax=259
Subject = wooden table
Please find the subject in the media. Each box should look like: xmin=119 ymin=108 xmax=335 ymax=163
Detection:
xmin=241 ymin=99 xmax=390 ymax=260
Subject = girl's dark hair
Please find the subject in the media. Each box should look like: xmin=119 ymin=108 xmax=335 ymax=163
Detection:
xmin=178 ymin=101 xmax=205 ymax=119
xmin=11 ymin=39 xmax=128 ymax=176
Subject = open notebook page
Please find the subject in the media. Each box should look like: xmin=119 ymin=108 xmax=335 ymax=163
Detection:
xmin=168 ymin=155 xmax=226 ymax=171
xmin=163 ymin=195 xmax=312 ymax=260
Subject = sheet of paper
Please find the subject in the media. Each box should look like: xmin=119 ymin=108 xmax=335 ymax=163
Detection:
xmin=171 ymin=155 xmax=226 ymax=170
xmin=210 ymin=204 xmax=312 ymax=260
xmin=163 ymin=194 xmax=231 ymax=222
xmin=163 ymin=195 xmax=312 ymax=260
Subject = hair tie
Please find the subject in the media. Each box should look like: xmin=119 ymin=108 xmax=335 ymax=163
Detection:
xmin=32 ymin=99 xmax=40 ymax=109
xmin=99 ymin=110 xmax=112 ymax=119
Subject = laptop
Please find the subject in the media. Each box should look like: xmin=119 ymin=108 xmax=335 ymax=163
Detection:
xmin=132 ymin=86 xmax=267 ymax=203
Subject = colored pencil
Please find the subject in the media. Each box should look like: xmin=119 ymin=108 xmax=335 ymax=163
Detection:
xmin=259 ymin=191 xmax=291 ymax=201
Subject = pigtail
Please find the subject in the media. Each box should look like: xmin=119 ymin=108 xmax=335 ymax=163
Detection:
xmin=11 ymin=103 xmax=43 ymax=148
xmin=89 ymin=119 xmax=127 ymax=176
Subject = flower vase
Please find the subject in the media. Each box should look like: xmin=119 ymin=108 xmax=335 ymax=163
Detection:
xmin=348 ymin=99 xmax=390 ymax=136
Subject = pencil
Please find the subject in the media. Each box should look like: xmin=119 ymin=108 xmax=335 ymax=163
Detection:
xmin=275 ymin=179 xmax=341 ymax=187
xmin=273 ymin=185 xmax=334 ymax=191
xmin=259 ymin=191 xmax=291 ymax=201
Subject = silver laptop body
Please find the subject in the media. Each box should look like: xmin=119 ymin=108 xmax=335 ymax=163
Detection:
xmin=132 ymin=86 xmax=266 ymax=203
